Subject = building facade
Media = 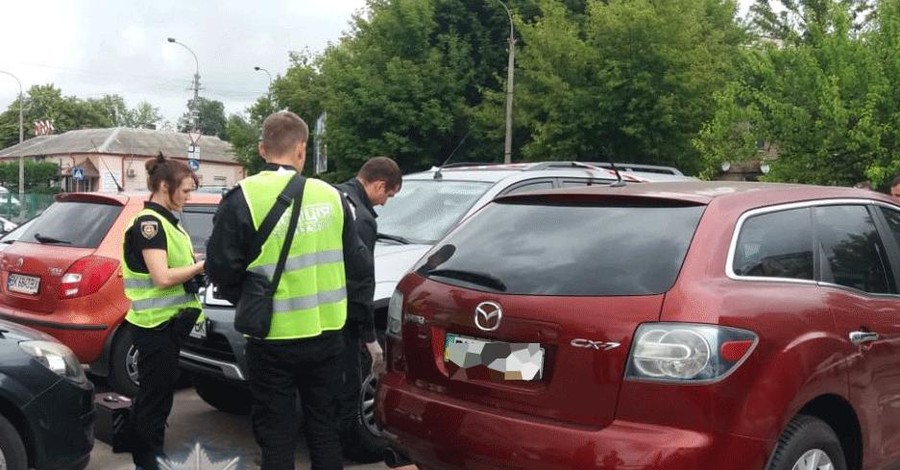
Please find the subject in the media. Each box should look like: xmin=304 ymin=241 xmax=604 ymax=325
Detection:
xmin=0 ymin=127 xmax=245 ymax=193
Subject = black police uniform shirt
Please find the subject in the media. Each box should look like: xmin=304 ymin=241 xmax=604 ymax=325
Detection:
xmin=123 ymin=202 xmax=179 ymax=274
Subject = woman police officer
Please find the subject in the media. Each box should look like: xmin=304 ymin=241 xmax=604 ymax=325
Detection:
xmin=121 ymin=153 xmax=205 ymax=470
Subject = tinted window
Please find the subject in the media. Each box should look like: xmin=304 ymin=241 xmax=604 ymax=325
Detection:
xmin=376 ymin=180 xmax=492 ymax=244
xmin=879 ymin=207 xmax=900 ymax=250
xmin=413 ymin=201 xmax=704 ymax=295
xmin=179 ymin=205 xmax=217 ymax=256
xmin=733 ymin=208 xmax=813 ymax=280
xmin=816 ymin=205 xmax=893 ymax=294
xmin=19 ymin=202 xmax=121 ymax=248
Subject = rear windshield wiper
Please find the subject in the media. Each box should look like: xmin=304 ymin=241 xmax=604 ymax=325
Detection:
xmin=426 ymin=268 xmax=507 ymax=292
xmin=377 ymin=233 xmax=412 ymax=245
xmin=34 ymin=233 xmax=71 ymax=244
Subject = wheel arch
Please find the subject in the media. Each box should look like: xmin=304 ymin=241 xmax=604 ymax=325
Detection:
xmin=771 ymin=394 xmax=862 ymax=470
xmin=0 ymin=387 xmax=37 ymax=469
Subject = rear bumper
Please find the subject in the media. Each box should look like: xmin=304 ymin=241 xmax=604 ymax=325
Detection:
xmin=377 ymin=374 xmax=772 ymax=470
xmin=177 ymin=304 xmax=247 ymax=382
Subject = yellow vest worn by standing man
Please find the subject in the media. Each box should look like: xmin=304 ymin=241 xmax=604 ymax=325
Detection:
xmin=240 ymin=170 xmax=348 ymax=340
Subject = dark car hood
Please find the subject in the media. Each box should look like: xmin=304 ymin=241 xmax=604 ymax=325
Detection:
xmin=0 ymin=319 xmax=57 ymax=343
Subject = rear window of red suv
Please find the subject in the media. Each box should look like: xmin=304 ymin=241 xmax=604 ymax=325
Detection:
xmin=18 ymin=201 xmax=122 ymax=248
xmin=413 ymin=200 xmax=704 ymax=295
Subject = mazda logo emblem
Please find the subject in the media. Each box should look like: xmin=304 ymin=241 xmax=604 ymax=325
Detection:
xmin=474 ymin=301 xmax=502 ymax=332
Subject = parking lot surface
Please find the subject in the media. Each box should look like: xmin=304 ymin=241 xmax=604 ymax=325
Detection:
xmin=88 ymin=386 xmax=397 ymax=469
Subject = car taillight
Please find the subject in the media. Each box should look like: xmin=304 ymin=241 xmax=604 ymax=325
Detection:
xmin=58 ymin=256 xmax=119 ymax=299
xmin=625 ymin=323 xmax=757 ymax=383
xmin=386 ymin=289 xmax=406 ymax=372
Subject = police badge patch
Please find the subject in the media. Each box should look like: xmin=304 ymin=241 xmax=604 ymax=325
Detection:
xmin=140 ymin=220 xmax=159 ymax=240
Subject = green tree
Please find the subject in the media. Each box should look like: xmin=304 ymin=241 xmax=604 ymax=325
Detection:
xmin=0 ymin=84 xmax=113 ymax=148
xmin=511 ymin=0 xmax=744 ymax=174
xmin=178 ymin=97 xmax=227 ymax=139
xmin=0 ymin=161 xmax=62 ymax=193
xmin=696 ymin=0 xmax=889 ymax=185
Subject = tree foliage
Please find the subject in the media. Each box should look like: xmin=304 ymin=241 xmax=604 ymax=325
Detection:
xmin=0 ymin=86 xmax=165 ymax=148
xmin=695 ymin=0 xmax=898 ymax=186
xmin=178 ymin=97 xmax=228 ymax=139
xmin=0 ymin=161 xmax=62 ymax=193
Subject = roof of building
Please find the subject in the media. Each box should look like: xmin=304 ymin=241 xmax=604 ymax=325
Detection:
xmin=0 ymin=127 xmax=240 ymax=165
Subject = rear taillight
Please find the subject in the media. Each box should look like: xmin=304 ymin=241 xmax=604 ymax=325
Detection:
xmin=625 ymin=323 xmax=757 ymax=383
xmin=386 ymin=289 xmax=406 ymax=372
xmin=58 ymin=256 xmax=119 ymax=299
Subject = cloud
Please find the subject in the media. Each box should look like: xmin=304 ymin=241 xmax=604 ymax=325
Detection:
xmin=0 ymin=0 xmax=366 ymax=126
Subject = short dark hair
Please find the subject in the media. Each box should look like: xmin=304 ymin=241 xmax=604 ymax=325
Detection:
xmin=145 ymin=152 xmax=198 ymax=198
xmin=358 ymin=156 xmax=402 ymax=190
xmin=261 ymin=111 xmax=309 ymax=158
xmin=891 ymin=175 xmax=900 ymax=189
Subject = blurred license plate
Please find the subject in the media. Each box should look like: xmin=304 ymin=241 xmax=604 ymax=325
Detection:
xmin=189 ymin=318 xmax=208 ymax=340
xmin=7 ymin=273 xmax=39 ymax=295
xmin=444 ymin=333 xmax=544 ymax=381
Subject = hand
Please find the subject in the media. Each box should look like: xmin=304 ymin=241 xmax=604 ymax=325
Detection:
xmin=365 ymin=341 xmax=386 ymax=377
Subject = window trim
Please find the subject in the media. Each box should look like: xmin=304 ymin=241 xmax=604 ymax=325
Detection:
xmin=726 ymin=199 xmax=900 ymax=298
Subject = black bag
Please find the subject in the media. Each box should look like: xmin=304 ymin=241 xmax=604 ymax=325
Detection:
xmin=234 ymin=175 xmax=305 ymax=337
xmin=94 ymin=392 xmax=133 ymax=453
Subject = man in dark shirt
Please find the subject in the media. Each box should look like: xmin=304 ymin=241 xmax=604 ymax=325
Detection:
xmin=206 ymin=111 xmax=372 ymax=469
xmin=334 ymin=156 xmax=401 ymax=461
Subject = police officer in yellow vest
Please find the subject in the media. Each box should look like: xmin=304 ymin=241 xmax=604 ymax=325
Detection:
xmin=206 ymin=111 xmax=372 ymax=470
xmin=122 ymin=154 xmax=205 ymax=470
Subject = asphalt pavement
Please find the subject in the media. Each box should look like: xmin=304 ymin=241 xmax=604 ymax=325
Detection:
xmin=87 ymin=385 xmax=407 ymax=470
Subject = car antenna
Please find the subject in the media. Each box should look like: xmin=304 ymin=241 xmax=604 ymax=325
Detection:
xmin=90 ymin=139 xmax=125 ymax=192
xmin=607 ymin=160 xmax=626 ymax=187
xmin=434 ymin=131 xmax=471 ymax=181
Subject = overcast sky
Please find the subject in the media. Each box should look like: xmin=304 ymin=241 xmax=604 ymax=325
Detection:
xmin=0 ymin=0 xmax=754 ymax=131
xmin=0 ymin=0 xmax=368 ymax=128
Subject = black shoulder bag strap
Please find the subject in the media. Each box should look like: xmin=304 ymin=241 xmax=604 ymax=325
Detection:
xmin=253 ymin=173 xmax=305 ymax=252
xmin=270 ymin=177 xmax=305 ymax=292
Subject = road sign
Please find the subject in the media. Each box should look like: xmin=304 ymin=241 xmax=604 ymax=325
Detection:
xmin=187 ymin=144 xmax=200 ymax=161
xmin=189 ymin=132 xmax=201 ymax=145
xmin=188 ymin=159 xmax=200 ymax=171
xmin=72 ymin=167 xmax=85 ymax=181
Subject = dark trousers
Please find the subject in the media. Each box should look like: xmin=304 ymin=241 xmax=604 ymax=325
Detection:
xmin=246 ymin=332 xmax=344 ymax=470
xmin=337 ymin=311 xmax=363 ymax=430
xmin=130 ymin=322 xmax=182 ymax=470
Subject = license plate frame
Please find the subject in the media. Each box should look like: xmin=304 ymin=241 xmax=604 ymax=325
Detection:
xmin=444 ymin=333 xmax=545 ymax=381
xmin=7 ymin=273 xmax=40 ymax=295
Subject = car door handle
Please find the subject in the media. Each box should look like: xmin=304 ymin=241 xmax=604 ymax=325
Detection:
xmin=849 ymin=331 xmax=880 ymax=345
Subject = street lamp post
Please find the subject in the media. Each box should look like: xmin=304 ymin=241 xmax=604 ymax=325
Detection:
xmin=0 ymin=70 xmax=24 ymax=218
xmin=253 ymin=66 xmax=273 ymax=105
xmin=490 ymin=0 xmax=515 ymax=164
xmin=167 ymin=37 xmax=201 ymax=131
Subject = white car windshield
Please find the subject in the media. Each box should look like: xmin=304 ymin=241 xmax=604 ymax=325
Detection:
xmin=375 ymin=179 xmax=492 ymax=244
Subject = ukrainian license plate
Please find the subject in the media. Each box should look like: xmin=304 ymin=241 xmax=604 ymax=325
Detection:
xmin=7 ymin=273 xmax=39 ymax=295
xmin=189 ymin=318 xmax=208 ymax=340
xmin=444 ymin=333 xmax=544 ymax=381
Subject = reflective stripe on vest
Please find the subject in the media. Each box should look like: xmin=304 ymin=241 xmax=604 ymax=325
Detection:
xmin=122 ymin=209 xmax=202 ymax=328
xmin=241 ymin=171 xmax=347 ymax=340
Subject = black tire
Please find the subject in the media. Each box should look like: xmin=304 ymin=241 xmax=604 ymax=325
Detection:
xmin=192 ymin=375 xmax=252 ymax=415
xmin=108 ymin=325 xmax=140 ymax=397
xmin=341 ymin=332 xmax=386 ymax=464
xmin=0 ymin=414 xmax=28 ymax=470
xmin=767 ymin=415 xmax=847 ymax=470
xmin=341 ymin=371 xmax=386 ymax=463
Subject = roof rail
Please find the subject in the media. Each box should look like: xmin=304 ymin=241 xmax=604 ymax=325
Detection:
xmin=580 ymin=162 xmax=684 ymax=176
xmin=439 ymin=162 xmax=501 ymax=169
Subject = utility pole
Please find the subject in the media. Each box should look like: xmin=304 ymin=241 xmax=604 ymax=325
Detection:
xmin=0 ymin=70 xmax=24 ymax=218
xmin=167 ymin=37 xmax=201 ymax=131
xmin=491 ymin=0 xmax=516 ymax=164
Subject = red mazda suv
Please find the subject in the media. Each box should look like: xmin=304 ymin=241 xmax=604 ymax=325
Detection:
xmin=377 ymin=181 xmax=900 ymax=470
xmin=0 ymin=191 xmax=220 ymax=396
